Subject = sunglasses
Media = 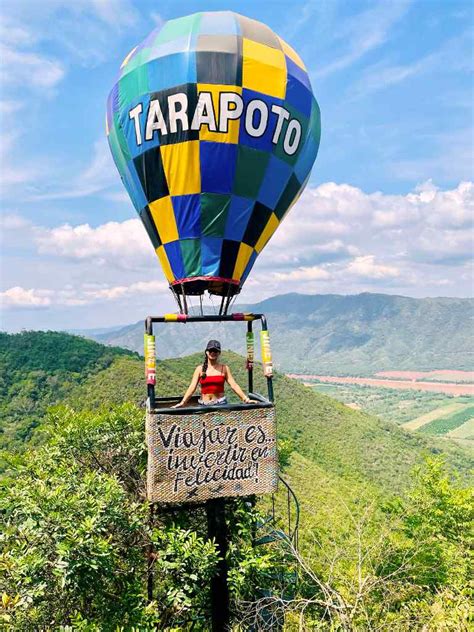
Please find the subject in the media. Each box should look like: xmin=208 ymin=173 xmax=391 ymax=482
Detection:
xmin=207 ymin=348 xmax=220 ymax=353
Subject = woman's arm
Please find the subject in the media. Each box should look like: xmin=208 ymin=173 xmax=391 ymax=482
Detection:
xmin=173 ymin=365 xmax=202 ymax=407
xmin=224 ymin=365 xmax=251 ymax=403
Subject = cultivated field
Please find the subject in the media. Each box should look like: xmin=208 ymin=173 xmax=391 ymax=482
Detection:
xmin=402 ymin=403 xmax=468 ymax=430
xmin=447 ymin=417 xmax=474 ymax=439
xmin=375 ymin=370 xmax=474 ymax=382
xmin=294 ymin=372 xmax=474 ymax=446
xmin=295 ymin=375 xmax=474 ymax=396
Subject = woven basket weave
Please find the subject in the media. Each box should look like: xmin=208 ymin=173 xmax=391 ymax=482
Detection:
xmin=146 ymin=404 xmax=278 ymax=504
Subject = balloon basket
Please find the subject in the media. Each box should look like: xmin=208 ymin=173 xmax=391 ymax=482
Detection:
xmin=146 ymin=395 xmax=278 ymax=504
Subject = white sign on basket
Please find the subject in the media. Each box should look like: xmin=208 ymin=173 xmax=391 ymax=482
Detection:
xmin=146 ymin=406 xmax=278 ymax=504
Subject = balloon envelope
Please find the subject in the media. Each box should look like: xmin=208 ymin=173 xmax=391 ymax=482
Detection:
xmin=107 ymin=11 xmax=320 ymax=297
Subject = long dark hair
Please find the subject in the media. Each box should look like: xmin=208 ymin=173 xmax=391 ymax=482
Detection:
xmin=201 ymin=351 xmax=209 ymax=379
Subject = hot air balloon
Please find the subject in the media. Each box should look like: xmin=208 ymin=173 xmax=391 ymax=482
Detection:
xmin=107 ymin=11 xmax=320 ymax=312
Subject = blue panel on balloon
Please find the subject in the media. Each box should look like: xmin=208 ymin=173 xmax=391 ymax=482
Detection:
xmin=123 ymin=161 xmax=148 ymax=211
xmin=200 ymin=12 xmax=240 ymax=35
xmin=172 ymin=194 xmax=201 ymax=239
xmin=224 ymin=196 xmax=254 ymax=241
xmin=285 ymin=56 xmax=311 ymax=91
xmin=257 ymin=155 xmax=293 ymax=208
xmin=294 ymin=133 xmax=319 ymax=183
xmin=201 ymin=237 xmax=223 ymax=275
xmin=120 ymin=95 xmax=160 ymax=159
xmin=200 ymin=142 xmax=238 ymax=194
xmin=147 ymin=52 xmax=197 ymax=92
xmin=285 ymin=75 xmax=312 ymax=118
xmin=149 ymin=36 xmax=193 ymax=60
xmin=239 ymin=89 xmax=283 ymax=152
xmin=164 ymin=240 xmax=186 ymax=279
xmin=107 ymin=84 xmax=119 ymax=129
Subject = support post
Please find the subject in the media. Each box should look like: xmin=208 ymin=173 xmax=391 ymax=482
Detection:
xmin=207 ymin=499 xmax=230 ymax=631
xmin=246 ymin=320 xmax=254 ymax=394
xmin=260 ymin=317 xmax=274 ymax=402
xmin=147 ymin=503 xmax=155 ymax=603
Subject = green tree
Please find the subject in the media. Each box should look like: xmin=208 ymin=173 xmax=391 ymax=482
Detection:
xmin=0 ymin=404 xmax=280 ymax=630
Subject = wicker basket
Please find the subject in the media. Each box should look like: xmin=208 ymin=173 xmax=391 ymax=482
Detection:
xmin=146 ymin=401 xmax=278 ymax=504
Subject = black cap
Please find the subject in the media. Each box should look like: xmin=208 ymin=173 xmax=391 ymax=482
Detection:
xmin=206 ymin=340 xmax=221 ymax=352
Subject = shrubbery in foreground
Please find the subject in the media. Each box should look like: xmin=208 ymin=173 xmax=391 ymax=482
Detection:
xmin=0 ymin=404 xmax=472 ymax=630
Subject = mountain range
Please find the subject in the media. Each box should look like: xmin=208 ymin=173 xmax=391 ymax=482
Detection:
xmin=84 ymin=292 xmax=474 ymax=375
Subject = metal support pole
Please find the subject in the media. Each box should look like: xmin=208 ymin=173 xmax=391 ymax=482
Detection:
xmin=260 ymin=317 xmax=274 ymax=402
xmin=147 ymin=503 xmax=155 ymax=603
xmin=247 ymin=320 xmax=254 ymax=394
xmin=181 ymin=284 xmax=188 ymax=315
xmin=207 ymin=499 xmax=230 ymax=631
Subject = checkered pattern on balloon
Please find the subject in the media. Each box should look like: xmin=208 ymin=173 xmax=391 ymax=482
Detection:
xmin=106 ymin=11 xmax=321 ymax=300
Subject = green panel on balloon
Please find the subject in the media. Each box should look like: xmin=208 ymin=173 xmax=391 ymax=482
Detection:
xmin=156 ymin=13 xmax=203 ymax=44
xmin=123 ymin=48 xmax=151 ymax=75
xmin=180 ymin=239 xmax=202 ymax=277
xmin=201 ymin=193 xmax=231 ymax=237
xmin=119 ymin=66 xmax=149 ymax=108
xmin=112 ymin=115 xmax=131 ymax=162
xmin=310 ymin=100 xmax=321 ymax=142
xmin=232 ymin=147 xmax=271 ymax=199
xmin=108 ymin=124 xmax=129 ymax=173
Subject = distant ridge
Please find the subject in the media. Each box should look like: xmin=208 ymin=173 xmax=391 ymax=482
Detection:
xmin=84 ymin=292 xmax=473 ymax=375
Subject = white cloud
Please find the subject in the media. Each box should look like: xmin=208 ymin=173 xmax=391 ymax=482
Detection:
xmin=266 ymin=180 xmax=473 ymax=258
xmin=0 ymin=100 xmax=24 ymax=115
xmin=0 ymin=213 xmax=32 ymax=230
xmin=346 ymin=255 xmax=400 ymax=279
xmin=1 ymin=1 xmax=140 ymax=68
xmin=35 ymin=217 xmax=153 ymax=268
xmin=0 ymin=279 xmax=168 ymax=310
xmin=273 ymin=266 xmax=331 ymax=282
xmin=2 ymin=181 xmax=472 ymax=321
xmin=0 ymin=44 xmax=65 ymax=89
xmin=1 ymin=286 xmax=52 ymax=308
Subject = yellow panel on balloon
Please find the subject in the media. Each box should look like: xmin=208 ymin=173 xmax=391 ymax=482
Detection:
xmin=277 ymin=37 xmax=306 ymax=70
xmin=197 ymin=84 xmax=242 ymax=144
xmin=255 ymin=213 xmax=279 ymax=254
xmin=233 ymin=242 xmax=254 ymax=281
xmin=160 ymin=141 xmax=201 ymax=196
xmin=149 ymin=196 xmax=179 ymax=244
xmin=242 ymin=39 xmax=286 ymax=99
xmin=156 ymin=245 xmax=174 ymax=282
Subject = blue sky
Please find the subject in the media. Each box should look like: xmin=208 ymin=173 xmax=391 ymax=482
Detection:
xmin=1 ymin=0 xmax=472 ymax=331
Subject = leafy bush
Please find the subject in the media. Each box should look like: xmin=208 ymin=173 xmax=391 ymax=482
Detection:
xmin=0 ymin=404 xmax=284 ymax=629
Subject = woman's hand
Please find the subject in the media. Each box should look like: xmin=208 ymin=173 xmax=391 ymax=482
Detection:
xmin=172 ymin=400 xmax=185 ymax=409
xmin=242 ymin=396 xmax=252 ymax=404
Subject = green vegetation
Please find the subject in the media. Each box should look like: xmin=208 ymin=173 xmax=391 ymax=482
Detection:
xmin=420 ymin=406 xmax=474 ymax=436
xmin=0 ymin=331 xmax=137 ymax=461
xmin=1 ymin=405 xmax=280 ymax=629
xmin=0 ymin=331 xmax=472 ymax=628
xmin=1 ymin=405 xmax=472 ymax=630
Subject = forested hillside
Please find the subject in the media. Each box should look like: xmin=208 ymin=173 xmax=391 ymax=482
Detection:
xmin=0 ymin=331 xmax=137 ymax=458
xmin=1 ymin=332 xmax=472 ymax=629
xmin=88 ymin=292 xmax=474 ymax=374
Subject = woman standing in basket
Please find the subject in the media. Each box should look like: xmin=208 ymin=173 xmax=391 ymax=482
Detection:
xmin=173 ymin=340 xmax=252 ymax=407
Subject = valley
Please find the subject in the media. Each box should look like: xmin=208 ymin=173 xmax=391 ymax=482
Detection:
xmin=297 ymin=372 xmax=474 ymax=447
